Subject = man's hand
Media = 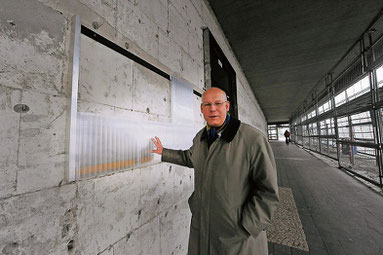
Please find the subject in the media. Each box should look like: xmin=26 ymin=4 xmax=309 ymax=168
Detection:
xmin=151 ymin=136 xmax=164 ymax=155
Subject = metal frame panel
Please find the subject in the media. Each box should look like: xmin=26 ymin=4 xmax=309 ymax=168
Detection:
xmin=66 ymin=15 xmax=81 ymax=182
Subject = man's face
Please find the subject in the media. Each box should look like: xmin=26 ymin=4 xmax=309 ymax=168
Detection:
xmin=201 ymin=88 xmax=230 ymax=127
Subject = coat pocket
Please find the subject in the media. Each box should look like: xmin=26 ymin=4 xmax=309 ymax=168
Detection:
xmin=216 ymin=207 xmax=250 ymax=255
xmin=232 ymin=206 xmax=250 ymax=239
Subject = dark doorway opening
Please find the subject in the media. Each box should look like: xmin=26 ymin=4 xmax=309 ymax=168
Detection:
xmin=207 ymin=32 xmax=238 ymax=119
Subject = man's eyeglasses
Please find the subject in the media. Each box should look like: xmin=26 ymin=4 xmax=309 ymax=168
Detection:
xmin=201 ymin=101 xmax=227 ymax=108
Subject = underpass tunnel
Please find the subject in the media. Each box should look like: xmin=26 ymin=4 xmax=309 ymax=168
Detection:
xmin=1 ymin=1 xmax=383 ymax=254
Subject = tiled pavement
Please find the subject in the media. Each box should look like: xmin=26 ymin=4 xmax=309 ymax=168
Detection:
xmin=267 ymin=141 xmax=383 ymax=255
xmin=267 ymin=187 xmax=309 ymax=252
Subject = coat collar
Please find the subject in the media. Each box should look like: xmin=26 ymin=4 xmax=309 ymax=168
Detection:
xmin=201 ymin=118 xmax=241 ymax=143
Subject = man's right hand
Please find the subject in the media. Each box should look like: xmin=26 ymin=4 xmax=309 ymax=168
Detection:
xmin=151 ymin=136 xmax=164 ymax=155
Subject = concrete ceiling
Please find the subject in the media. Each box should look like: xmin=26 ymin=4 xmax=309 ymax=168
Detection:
xmin=207 ymin=0 xmax=383 ymax=123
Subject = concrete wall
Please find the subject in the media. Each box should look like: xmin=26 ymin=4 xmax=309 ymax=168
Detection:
xmin=0 ymin=0 xmax=267 ymax=254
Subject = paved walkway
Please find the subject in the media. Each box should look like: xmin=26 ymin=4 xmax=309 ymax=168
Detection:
xmin=267 ymin=141 xmax=383 ymax=255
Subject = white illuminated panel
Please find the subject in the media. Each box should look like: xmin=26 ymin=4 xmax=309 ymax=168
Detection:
xmin=75 ymin=112 xmax=200 ymax=179
xmin=171 ymin=76 xmax=194 ymax=124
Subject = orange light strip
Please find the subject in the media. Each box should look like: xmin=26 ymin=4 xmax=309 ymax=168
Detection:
xmin=78 ymin=156 xmax=154 ymax=176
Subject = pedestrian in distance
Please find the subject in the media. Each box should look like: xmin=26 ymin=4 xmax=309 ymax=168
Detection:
xmin=284 ymin=130 xmax=291 ymax=145
xmin=151 ymin=87 xmax=279 ymax=255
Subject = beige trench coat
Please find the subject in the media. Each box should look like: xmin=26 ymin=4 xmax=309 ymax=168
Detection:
xmin=162 ymin=119 xmax=279 ymax=255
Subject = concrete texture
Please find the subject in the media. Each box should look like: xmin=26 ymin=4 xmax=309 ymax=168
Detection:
xmin=79 ymin=35 xmax=134 ymax=110
xmin=0 ymin=0 xmax=267 ymax=254
xmin=0 ymin=0 xmax=67 ymax=200
xmin=0 ymin=184 xmax=77 ymax=255
xmin=132 ymin=63 xmax=170 ymax=116
xmin=207 ymin=0 xmax=383 ymax=123
xmin=237 ymin=78 xmax=267 ymax=132
xmin=0 ymin=0 xmax=66 ymax=95
xmin=270 ymin=141 xmax=383 ymax=254
xmin=0 ymin=86 xmax=20 ymax=198
xmin=17 ymin=90 xmax=67 ymax=194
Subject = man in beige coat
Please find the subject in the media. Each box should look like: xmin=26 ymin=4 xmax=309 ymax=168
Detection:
xmin=152 ymin=87 xmax=279 ymax=255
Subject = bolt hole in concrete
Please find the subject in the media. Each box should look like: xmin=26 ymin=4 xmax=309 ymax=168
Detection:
xmin=67 ymin=240 xmax=74 ymax=251
xmin=7 ymin=20 xmax=16 ymax=26
xmin=92 ymin=21 xmax=100 ymax=29
xmin=2 ymin=242 xmax=19 ymax=254
xmin=13 ymin=104 xmax=29 ymax=113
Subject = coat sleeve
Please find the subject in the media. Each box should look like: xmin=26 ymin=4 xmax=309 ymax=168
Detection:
xmin=241 ymin=135 xmax=279 ymax=238
xmin=161 ymin=146 xmax=194 ymax=168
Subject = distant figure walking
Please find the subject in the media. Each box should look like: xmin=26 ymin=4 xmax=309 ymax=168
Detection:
xmin=284 ymin=130 xmax=291 ymax=145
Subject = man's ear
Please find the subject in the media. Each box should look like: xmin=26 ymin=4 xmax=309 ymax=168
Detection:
xmin=201 ymin=104 xmax=204 ymax=113
xmin=226 ymin=101 xmax=230 ymax=112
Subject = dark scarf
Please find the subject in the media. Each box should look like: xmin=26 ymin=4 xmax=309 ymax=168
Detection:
xmin=206 ymin=114 xmax=231 ymax=147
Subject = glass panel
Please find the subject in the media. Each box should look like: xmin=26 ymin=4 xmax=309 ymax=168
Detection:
xmin=339 ymin=143 xmax=352 ymax=168
xmin=303 ymin=137 xmax=309 ymax=148
xmin=297 ymin=135 xmax=303 ymax=145
xmin=337 ymin=116 xmax=350 ymax=139
xmin=335 ymin=91 xmax=346 ymax=107
xmin=320 ymin=138 xmax=329 ymax=155
xmin=310 ymin=137 xmax=319 ymax=152
xmin=380 ymin=108 xmax=383 ymax=142
xmin=268 ymin=125 xmax=278 ymax=140
xmin=328 ymin=139 xmax=337 ymax=159
xmin=350 ymin=111 xmax=371 ymax=124
xmin=353 ymin=146 xmax=380 ymax=183
xmin=297 ymin=125 xmax=302 ymax=136
xmin=377 ymin=64 xmax=383 ymax=88
xmin=277 ymin=124 xmax=290 ymax=141
xmin=76 ymin=112 xmax=199 ymax=179
xmin=308 ymin=122 xmax=318 ymax=135
xmin=346 ymin=76 xmax=370 ymax=101
xmin=318 ymin=100 xmax=331 ymax=115
xmin=339 ymin=143 xmax=380 ymax=184
xmin=350 ymin=111 xmax=374 ymax=142
xmin=352 ymin=125 xmax=374 ymax=141
xmin=307 ymin=109 xmax=316 ymax=119
xmin=319 ymin=118 xmax=335 ymax=135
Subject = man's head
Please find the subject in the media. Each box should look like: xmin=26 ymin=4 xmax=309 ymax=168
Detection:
xmin=201 ymin=87 xmax=230 ymax=127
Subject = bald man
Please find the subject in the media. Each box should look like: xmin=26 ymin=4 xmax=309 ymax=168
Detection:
xmin=152 ymin=87 xmax=279 ymax=255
